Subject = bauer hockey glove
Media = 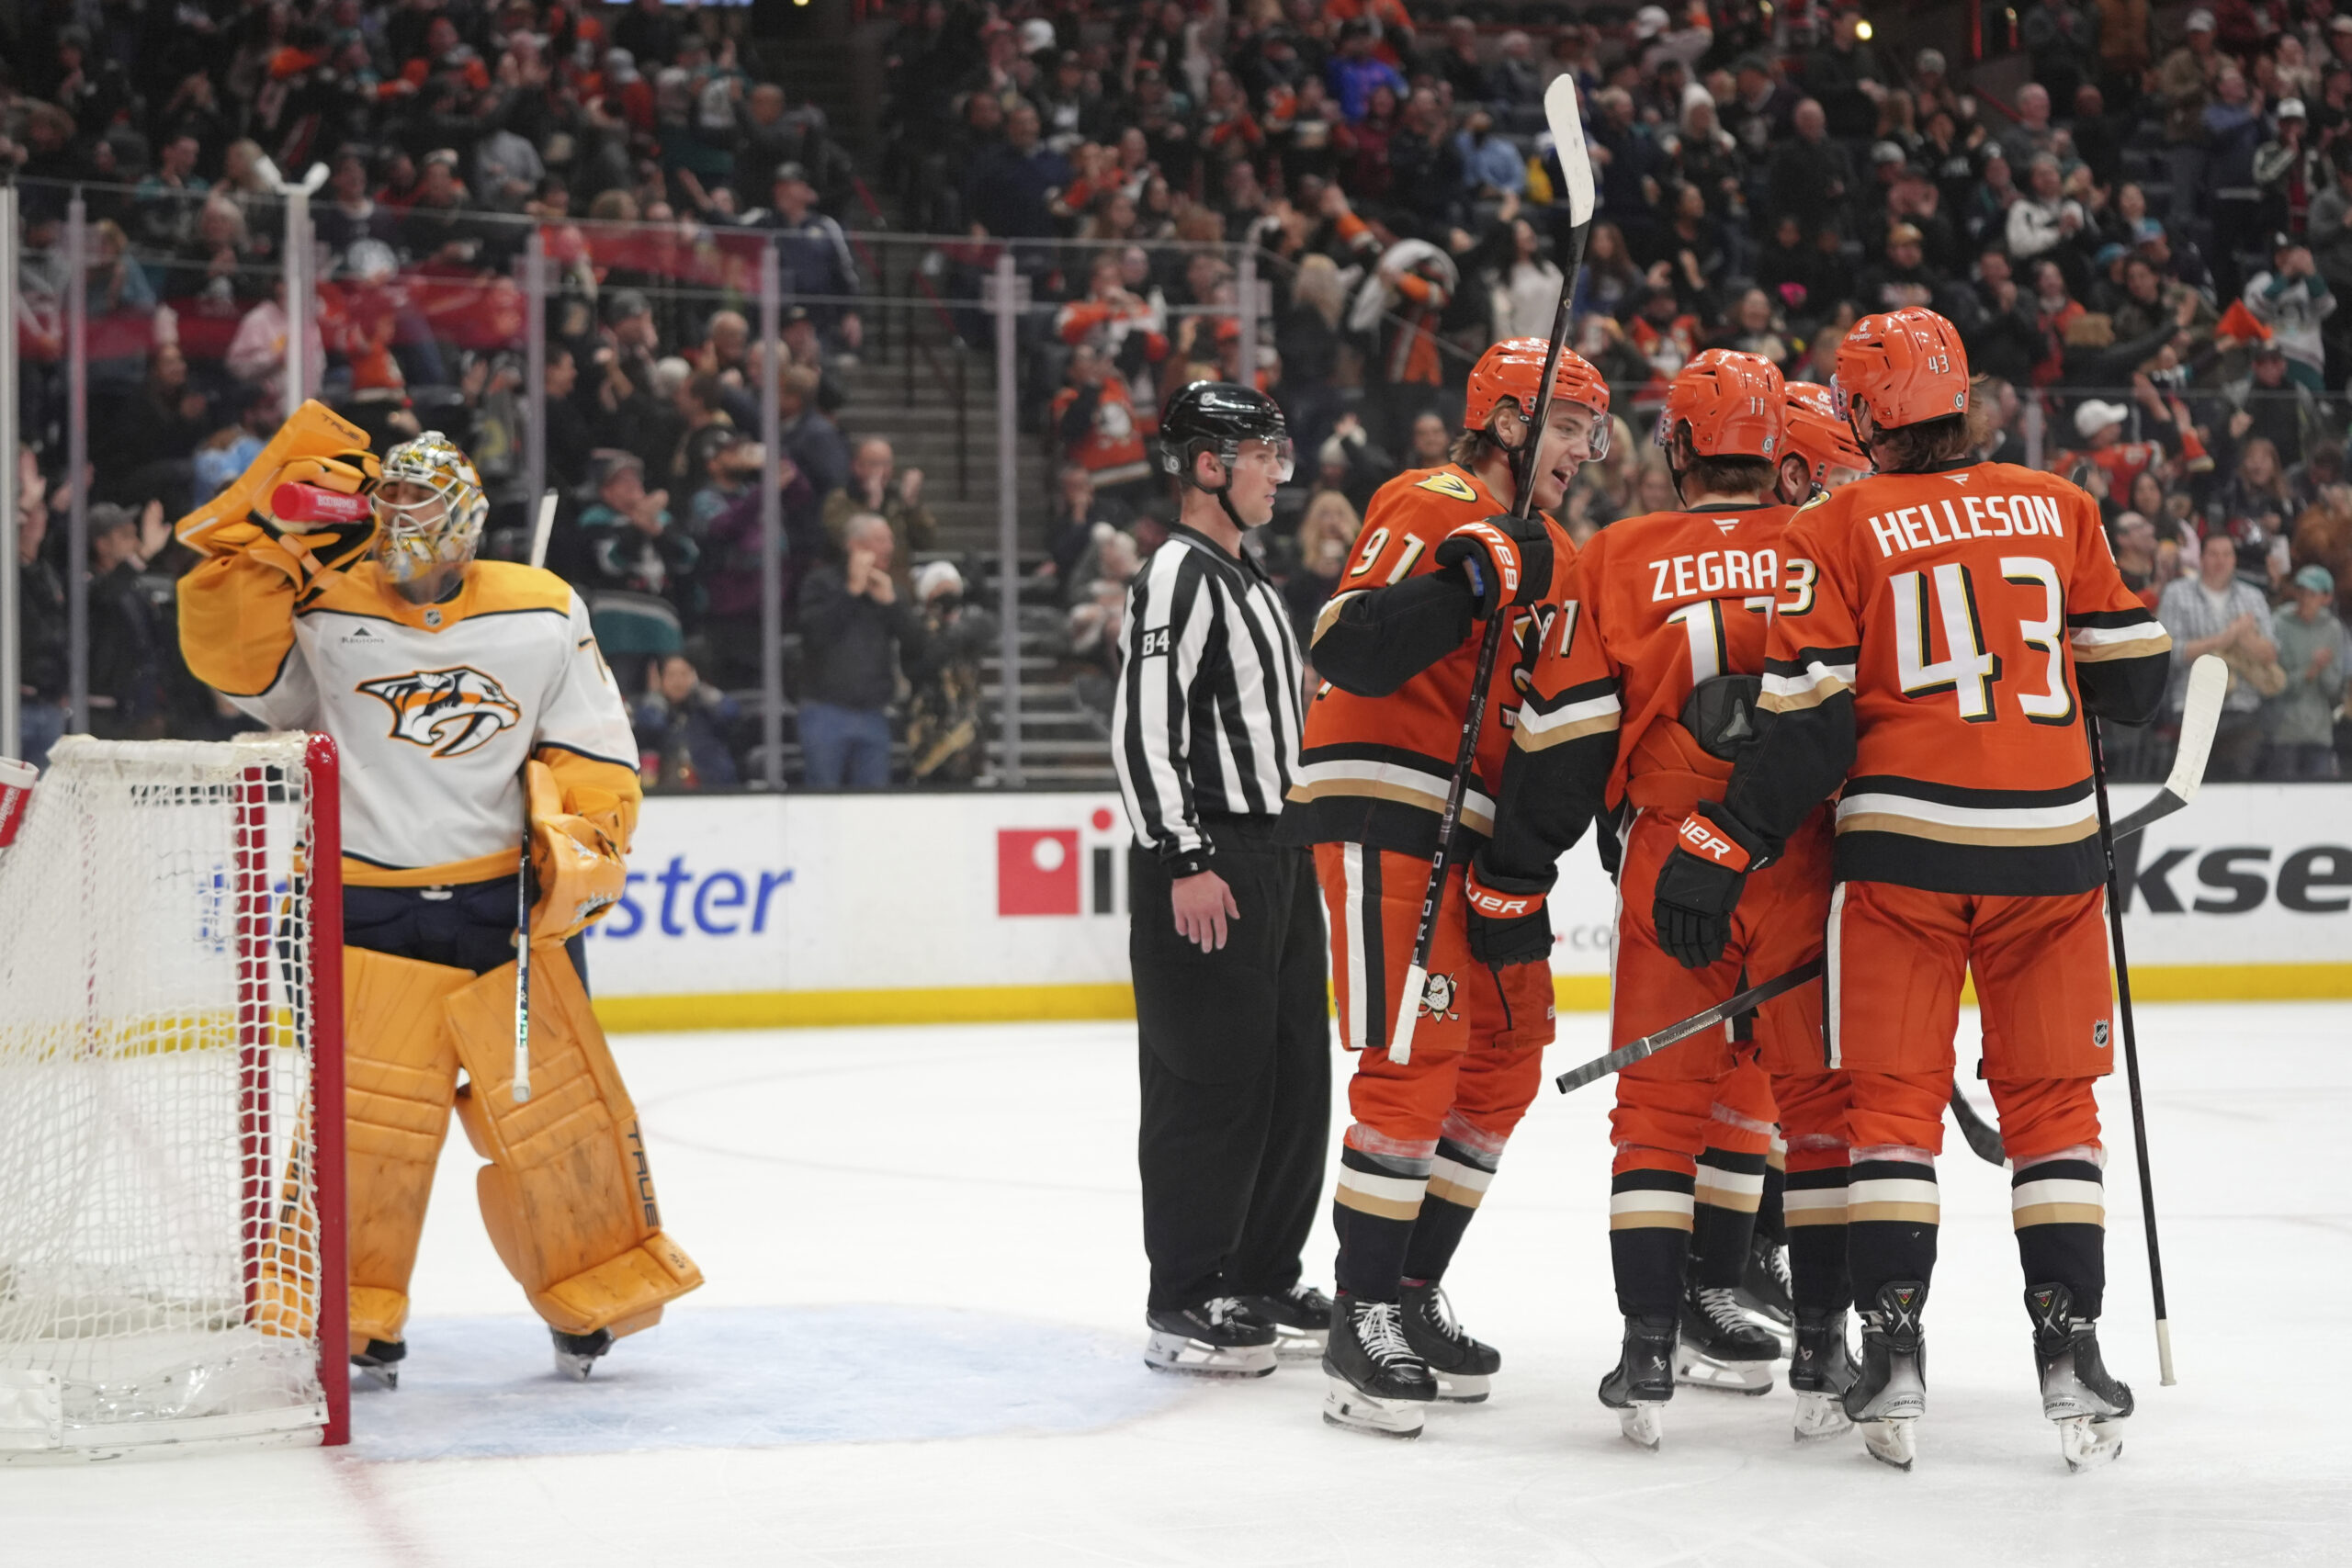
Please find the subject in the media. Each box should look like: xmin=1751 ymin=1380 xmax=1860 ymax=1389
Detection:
xmin=1432 ymin=513 xmax=1553 ymax=620
xmin=1464 ymin=857 xmax=1553 ymax=967
xmin=1650 ymin=802 xmax=1767 ymax=970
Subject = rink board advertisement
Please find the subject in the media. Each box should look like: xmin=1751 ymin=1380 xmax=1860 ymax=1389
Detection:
xmin=584 ymin=784 xmax=2352 ymax=1031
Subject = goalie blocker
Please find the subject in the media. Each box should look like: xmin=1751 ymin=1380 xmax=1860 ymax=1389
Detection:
xmin=175 ymin=408 xmax=700 ymax=1381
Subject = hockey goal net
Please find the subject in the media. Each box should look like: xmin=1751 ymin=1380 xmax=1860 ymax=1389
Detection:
xmin=0 ymin=733 xmax=347 ymax=1458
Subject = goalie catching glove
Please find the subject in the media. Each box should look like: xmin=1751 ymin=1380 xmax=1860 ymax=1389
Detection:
xmin=175 ymin=399 xmax=381 ymax=599
xmin=1650 ymin=802 xmax=1768 ymax=970
xmin=1433 ymin=513 xmax=1553 ymax=620
xmin=526 ymin=761 xmax=628 ymax=942
xmin=1464 ymin=857 xmax=1553 ymax=966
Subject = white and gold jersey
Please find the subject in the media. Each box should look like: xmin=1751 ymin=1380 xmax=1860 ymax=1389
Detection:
xmin=179 ymin=556 xmax=640 ymax=886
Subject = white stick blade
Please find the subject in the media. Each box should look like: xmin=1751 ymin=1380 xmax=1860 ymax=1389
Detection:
xmin=1386 ymin=964 xmax=1427 ymax=1064
xmin=528 ymin=490 xmax=559 ymax=570
xmin=2164 ymin=655 xmax=2230 ymax=803
xmin=1544 ymin=77 xmax=1597 ymax=228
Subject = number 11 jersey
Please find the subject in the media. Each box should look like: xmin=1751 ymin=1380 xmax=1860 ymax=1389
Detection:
xmin=1725 ymin=461 xmax=2173 ymax=897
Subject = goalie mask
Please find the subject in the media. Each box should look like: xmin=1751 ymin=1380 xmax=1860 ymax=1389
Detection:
xmin=375 ymin=431 xmax=488 ymax=583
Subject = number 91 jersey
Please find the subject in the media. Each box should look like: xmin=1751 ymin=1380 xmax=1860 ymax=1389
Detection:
xmin=1742 ymin=461 xmax=2172 ymax=897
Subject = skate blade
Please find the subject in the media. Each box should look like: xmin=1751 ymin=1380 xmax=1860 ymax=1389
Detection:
xmin=554 ymin=1354 xmax=597 ymax=1382
xmin=1613 ymin=1402 xmax=1666 ymax=1450
xmin=1322 ymin=1375 xmax=1425 ymax=1438
xmin=1792 ymin=1389 xmax=1853 ymax=1441
xmin=1144 ymin=1332 xmax=1277 ymax=1378
xmin=1431 ymin=1371 xmax=1490 ymax=1403
xmin=1674 ymin=1348 xmax=1775 ymax=1396
xmin=2057 ymin=1416 xmax=2124 ymax=1472
xmin=1269 ymin=1326 xmax=1329 ymax=1364
xmin=352 ymin=1365 xmax=399 ymax=1392
xmin=1859 ymin=1416 xmax=1917 ymax=1471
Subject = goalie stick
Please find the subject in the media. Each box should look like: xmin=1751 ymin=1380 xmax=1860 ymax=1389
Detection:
xmin=1555 ymin=653 xmax=2233 ymax=1100
xmin=1387 ymin=75 xmax=1595 ymax=1065
xmin=513 ymin=489 xmax=560 ymax=1104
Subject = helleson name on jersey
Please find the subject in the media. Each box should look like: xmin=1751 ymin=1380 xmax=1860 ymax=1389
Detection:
xmin=1864 ymin=492 xmax=2068 ymax=558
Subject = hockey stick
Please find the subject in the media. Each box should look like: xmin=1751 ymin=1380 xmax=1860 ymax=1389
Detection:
xmin=513 ymin=491 xmax=559 ymax=1105
xmin=1553 ymin=957 xmax=1821 ymax=1093
xmin=1558 ymin=654 xmax=2233 ymax=1099
xmin=1947 ymin=1089 xmax=2006 ymax=1165
xmin=2091 ymin=708 xmax=2190 ymax=1389
xmin=2107 ymin=653 xmax=2228 ymax=844
xmin=1951 ymin=656 xmax=2226 ymax=1167
xmin=1387 ymin=76 xmax=1595 ymax=1065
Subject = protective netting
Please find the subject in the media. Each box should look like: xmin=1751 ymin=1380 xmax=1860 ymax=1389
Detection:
xmin=0 ymin=735 xmax=332 ymax=1456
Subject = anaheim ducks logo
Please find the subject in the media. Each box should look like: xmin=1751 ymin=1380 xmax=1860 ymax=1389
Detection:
xmin=358 ymin=666 xmax=523 ymax=757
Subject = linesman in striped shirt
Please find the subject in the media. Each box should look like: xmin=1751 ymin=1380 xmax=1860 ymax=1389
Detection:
xmin=1113 ymin=382 xmax=1333 ymax=1380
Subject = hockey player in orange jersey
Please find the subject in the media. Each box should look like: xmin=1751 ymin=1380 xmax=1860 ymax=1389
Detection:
xmin=1648 ymin=309 xmax=2174 ymax=1472
xmin=1474 ymin=351 xmax=1838 ymax=1448
xmin=1650 ymin=374 xmax=1884 ymax=1440
xmin=1282 ymin=338 xmax=1611 ymax=1438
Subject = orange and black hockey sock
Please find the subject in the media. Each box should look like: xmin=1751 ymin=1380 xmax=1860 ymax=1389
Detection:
xmin=1847 ymin=1148 xmax=1939 ymax=1308
xmin=1332 ymin=1143 xmax=1429 ymax=1303
xmin=1691 ymin=1145 xmax=1767 ymax=1289
xmin=2011 ymin=1149 xmax=2106 ymax=1317
xmin=1610 ymin=1156 xmax=1695 ymax=1318
xmin=1783 ymin=1164 xmax=1850 ymax=1310
xmin=1400 ymin=1133 xmax=1500 ymax=1286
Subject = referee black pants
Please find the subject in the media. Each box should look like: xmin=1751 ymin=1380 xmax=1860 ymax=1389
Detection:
xmin=1130 ymin=818 xmax=1331 ymax=1313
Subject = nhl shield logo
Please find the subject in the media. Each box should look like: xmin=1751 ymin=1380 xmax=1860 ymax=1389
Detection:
xmin=359 ymin=666 xmax=524 ymax=757
xmin=2093 ymin=1021 xmax=2111 ymax=1049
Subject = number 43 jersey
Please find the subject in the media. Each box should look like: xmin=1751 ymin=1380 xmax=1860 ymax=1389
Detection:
xmin=1484 ymin=502 xmax=1799 ymax=886
xmin=1723 ymin=461 xmax=2173 ymax=897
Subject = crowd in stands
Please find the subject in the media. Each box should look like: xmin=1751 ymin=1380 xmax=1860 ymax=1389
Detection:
xmin=6 ymin=0 xmax=2352 ymax=784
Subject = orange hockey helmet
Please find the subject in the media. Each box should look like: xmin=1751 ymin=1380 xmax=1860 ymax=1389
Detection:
xmin=1782 ymin=380 xmax=1871 ymax=480
xmin=1656 ymin=349 xmax=1786 ymax=460
xmin=1831 ymin=308 xmax=1970 ymax=434
xmin=1463 ymin=336 xmax=1612 ymax=457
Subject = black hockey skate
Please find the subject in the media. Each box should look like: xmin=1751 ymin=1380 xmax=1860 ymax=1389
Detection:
xmin=1845 ymin=1280 xmax=1928 ymax=1470
xmin=2028 ymin=1283 xmax=2133 ymax=1472
xmin=1238 ymin=1283 xmax=1333 ymax=1363
xmin=1789 ymin=1306 xmax=1859 ymax=1441
xmin=1144 ymin=1296 xmax=1278 ymax=1378
xmin=1732 ymin=1235 xmax=1795 ymax=1353
xmin=351 ymin=1337 xmax=406 ymax=1391
xmin=1398 ymin=1280 xmax=1500 ymax=1403
xmin=1677 ymin=1280 xmax=1780 ymax=1394
xmin=1598 ymin=1314 xmax=1678 ymax=1450
xmin=1321 ymin=1293 xmax=1437 ymax=1438
xmin=553 ymin=1327 xmax=613 ymax=1382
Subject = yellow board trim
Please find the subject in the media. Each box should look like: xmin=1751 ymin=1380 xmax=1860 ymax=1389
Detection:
xmin=585 ymin=964 xmax=2350 ymax=1033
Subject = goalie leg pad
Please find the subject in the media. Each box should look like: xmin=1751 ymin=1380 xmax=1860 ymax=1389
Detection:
xmin=338 ymin=947 xmax=471 ymax=1353
xmin=444 ymin=946 xmax=704 ymax=1337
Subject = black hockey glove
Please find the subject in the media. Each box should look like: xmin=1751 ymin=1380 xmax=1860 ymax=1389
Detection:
xmin=1432 ymin=513 xmax=1553 ymax=620
xmin=1650 ymin=802 xmax=1767 ymax=970
xmin=1464 ymin=858 xmax=1553 ymax=967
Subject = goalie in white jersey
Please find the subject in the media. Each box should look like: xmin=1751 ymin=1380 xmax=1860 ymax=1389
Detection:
xmin=175 ymin=402 xmax=701 ymax=1385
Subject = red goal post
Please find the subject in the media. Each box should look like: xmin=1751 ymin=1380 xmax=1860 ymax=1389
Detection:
xmin=0 ymin=732 xmax=347 ymax=1459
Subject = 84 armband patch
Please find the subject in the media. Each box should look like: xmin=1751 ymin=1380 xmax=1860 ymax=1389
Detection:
xmin=1138 ymin=627 xmax=1173 ymax=658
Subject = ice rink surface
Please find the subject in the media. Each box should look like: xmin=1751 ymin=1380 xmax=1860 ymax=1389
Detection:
xmin=8 ymin=1001 xmax=2348 ymax=1568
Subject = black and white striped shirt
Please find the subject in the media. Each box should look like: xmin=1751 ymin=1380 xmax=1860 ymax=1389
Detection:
xmin=1114 ymin=525 xmax=1306 ymax=876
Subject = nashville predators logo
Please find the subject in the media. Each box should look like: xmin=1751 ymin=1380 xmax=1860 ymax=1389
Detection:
xmin=358 ymin=666 xmax=523 ymax=757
